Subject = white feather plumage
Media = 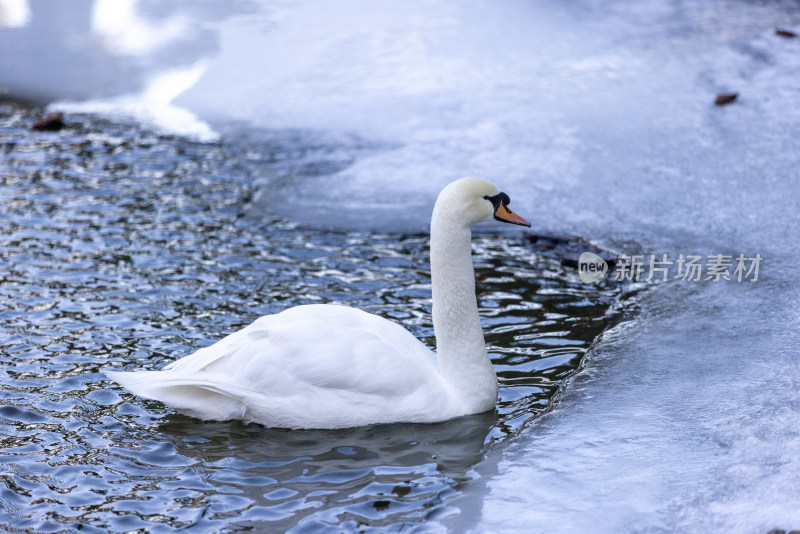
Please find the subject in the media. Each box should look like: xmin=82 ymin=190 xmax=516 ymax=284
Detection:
xmin=106 ymin=178 xmax=530 ymax=429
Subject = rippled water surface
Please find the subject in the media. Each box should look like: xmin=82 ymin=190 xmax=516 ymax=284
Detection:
xmin=0 ymin=106 xmax=622 ymax=532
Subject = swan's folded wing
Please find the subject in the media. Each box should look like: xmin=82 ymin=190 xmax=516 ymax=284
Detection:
xmin=232 ymin=304 xmax=440 ymax=397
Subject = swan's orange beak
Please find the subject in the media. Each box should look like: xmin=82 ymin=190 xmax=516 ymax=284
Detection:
xmin=494 ymin=203 xmax=531 ymax=227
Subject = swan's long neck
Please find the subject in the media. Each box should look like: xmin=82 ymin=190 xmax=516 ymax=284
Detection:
xmin=430 ymin=209 xmax=498 ymax=413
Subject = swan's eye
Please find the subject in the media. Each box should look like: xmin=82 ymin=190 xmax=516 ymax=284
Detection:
xmin=483 ymin=192 xmax=511 ymax=211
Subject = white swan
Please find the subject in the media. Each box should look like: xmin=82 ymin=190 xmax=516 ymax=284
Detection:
xmin=105 ymin=178 xmax=530 ymax=429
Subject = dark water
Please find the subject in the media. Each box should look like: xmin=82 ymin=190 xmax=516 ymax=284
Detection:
xmin=0 ymin=105 xmax=621 ymax=532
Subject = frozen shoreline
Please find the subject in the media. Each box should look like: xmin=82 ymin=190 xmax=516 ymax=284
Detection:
xmin=459 ymin=272 xmax=800 ymax=533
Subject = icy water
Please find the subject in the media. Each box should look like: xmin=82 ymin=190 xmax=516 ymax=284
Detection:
xmin=0 ymin=106 xmax=620 ymax=532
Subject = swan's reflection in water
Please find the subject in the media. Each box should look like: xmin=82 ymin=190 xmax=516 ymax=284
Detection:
xmin=158 ymin=411 xmax=497 ymax=531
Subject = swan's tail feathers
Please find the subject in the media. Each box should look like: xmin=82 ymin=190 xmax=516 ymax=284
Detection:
xmin=104 ymin=370 xmax=248 ymax=422
xmin=104 ymin=370 xmax=163 ymax=399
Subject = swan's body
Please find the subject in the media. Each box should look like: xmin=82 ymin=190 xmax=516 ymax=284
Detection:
xmin=106 ymin=178 xmax=530 ymax=429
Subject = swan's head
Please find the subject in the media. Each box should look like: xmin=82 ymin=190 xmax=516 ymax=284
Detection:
xmin=434 ymin=177 xmax=531 ymax=228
